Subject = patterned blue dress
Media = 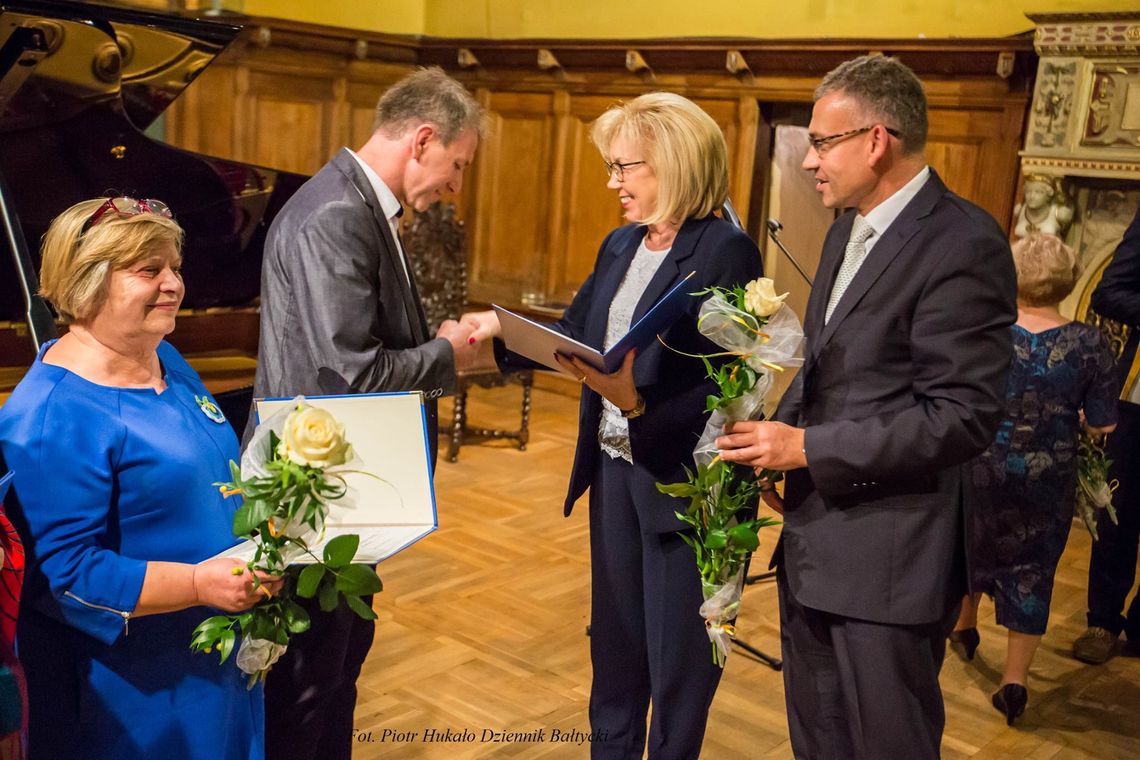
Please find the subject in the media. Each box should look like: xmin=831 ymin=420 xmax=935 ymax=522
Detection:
xmin=0 ymin=340 xmax=263 ymax=759
xmin=970 ymin=322 xmax=1119 ymax=635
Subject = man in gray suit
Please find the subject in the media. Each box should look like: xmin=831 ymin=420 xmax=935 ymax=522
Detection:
xmin=717 ymin=56 xmax=1016 ymax=758
xmin=252 ymin=67 xmax=485 ymax=760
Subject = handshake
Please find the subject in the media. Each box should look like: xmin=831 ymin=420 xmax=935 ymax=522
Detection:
xmin=435 ymin=309 xmax=501 ymax=373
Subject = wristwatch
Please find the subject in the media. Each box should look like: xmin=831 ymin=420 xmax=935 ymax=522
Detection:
xmin=620 ymin=395 xmax=646 ymax=419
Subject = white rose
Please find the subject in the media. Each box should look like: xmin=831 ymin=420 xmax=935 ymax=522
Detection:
xmin=277 ymin=405 xmax=352 ymax=469
xmin=743 ymin=278 xmax=789 ymax=318
xmin=235 ymin=636 xmax=287 ymax=675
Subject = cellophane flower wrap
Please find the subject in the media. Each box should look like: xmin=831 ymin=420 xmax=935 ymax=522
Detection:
xmin=1076 ymin=432 xmax=1118 ymax=541
xmin=191 ymin=398 xmax=383 ymax=687
xmin=657 ymin=278 xmax=803 ymax=666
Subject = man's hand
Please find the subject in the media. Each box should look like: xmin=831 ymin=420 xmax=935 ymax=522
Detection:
xmin=555 ymin=350 xmax=639 ymax=412
xmin=437 ymin=319 xmax=479 ymax=371
xmin=716 ymin=420 xmax=807 ymax=471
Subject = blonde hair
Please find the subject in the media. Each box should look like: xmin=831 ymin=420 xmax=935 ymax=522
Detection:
xmin=38 ymin=198 xmax=184 ymax=323
xmin=1011 ymin=233 xmax=1080 ymax=306
xmin=590 ymin=92 xmax=728 ymax=226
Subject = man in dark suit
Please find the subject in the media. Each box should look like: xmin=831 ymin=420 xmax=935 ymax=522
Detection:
xmin=717 ymin=55 xmax=1017 ymax=758
xmin=1074 ymin=206 xmax=1140 ymax=664
xmin=251 ymin=67 xmax=485 ymax=760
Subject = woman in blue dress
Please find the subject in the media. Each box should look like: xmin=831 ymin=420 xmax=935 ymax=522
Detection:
xmin=0 ymin=197 xmax=281 ymax=759
xmin=950 ymin=233 xmax=1119 ymax=724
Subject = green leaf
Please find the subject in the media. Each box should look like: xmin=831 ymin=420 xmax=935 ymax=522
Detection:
xmin=705 ymin=529 xmax=728 ymax=549
xmin=728 ymin=523 xmax=760 ymax=551
xmin=323 ymin=534 xmax=360 ymax=569
xmin=282 ymin=599 xmax=312 ymax=634
xmin=344 ymin=593 xmax=378 ymax=620
xmin=249 ymin=611 xmax=280 ymax=641
xmin=318 ymin=577 xmax=339 ymax=612
xmin=657 ymin=482 xmax=698 ymax=498
xmin=229 ymin=459 xmax=242 ymax=483
xmin=218 ymin=628 xmax=236 ymax=663
xmin=335 ymin=563 xmax=382 ymax=596
xmin=231 ymin=503 xmax=253 ymax=536
xmin=295 ymin=563 xmax=326 ymax=598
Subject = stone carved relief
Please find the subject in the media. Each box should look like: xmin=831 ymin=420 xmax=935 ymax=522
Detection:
xmin=1030 ymin=59 xmax=1078 ymax=149
xmin=1059 ymin=183 xmax=1140 ymax=319
xmin=1081 ymin=64 xmax=1140 ymax=148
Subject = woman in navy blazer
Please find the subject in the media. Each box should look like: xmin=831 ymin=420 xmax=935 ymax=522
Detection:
xmin=464 ymin=93 xmax=762 ymax=759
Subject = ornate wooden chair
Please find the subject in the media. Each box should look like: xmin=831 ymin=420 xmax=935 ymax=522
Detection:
xmin=403 ymin=202 xmax=532 ymax=462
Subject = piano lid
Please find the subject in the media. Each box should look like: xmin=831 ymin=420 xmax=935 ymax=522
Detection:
xmin=1 ymin=0 xmax=240 ymax=133
xmin=0 ymin=1 xmax=306 ymax=355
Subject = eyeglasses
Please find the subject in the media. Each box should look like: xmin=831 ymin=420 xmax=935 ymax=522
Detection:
xmin=808 ymin=126 xmax=900 ymax=156
xmin=603 ymin=160 xmax=647 ymax=181
xmin=82 ymin=196 xmax=173 ymax=233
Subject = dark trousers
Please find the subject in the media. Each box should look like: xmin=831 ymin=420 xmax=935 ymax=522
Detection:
xmin=265 ymin=594 xmax=376 ymax=760
xmin=777 ymin=569 xmax=953 ymax=760
xmin=1088 ymin=401 xmax=1140 ymax=640
xmin=588 ymin=455 xmax=722 ymax=760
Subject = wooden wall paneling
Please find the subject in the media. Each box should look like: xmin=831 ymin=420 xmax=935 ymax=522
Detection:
xmin=245 ymin=68 xmax=337 ymax=173
xmin=539 ymin=91 xmax=574 ymax=306
xmin=164 ymin=61 xmax=238 ymax=160
xmin=925 ymin=103 xmax=1024 ymax=225
xmin=550 ymin=93 xmax=627 ymax=306
xmin=466 ymin=90 xmax=559 ymax=307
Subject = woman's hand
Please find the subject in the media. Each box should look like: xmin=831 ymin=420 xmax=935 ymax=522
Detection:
xmin=459 ymin=309 xmax=501 ymax=343
xmin=1079 ymin=408 xmax=1118 ymax=437
xmin=192 ymin=558 xmax=284 ymax=613
xmin=757 ymin=472 xmax=785 ymax=515
xmin=556 ymin=349 xmax=640 ymax=412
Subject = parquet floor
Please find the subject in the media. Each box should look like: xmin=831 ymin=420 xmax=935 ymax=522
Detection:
xmin=353 ymin=383 xmax=1140 ymax=759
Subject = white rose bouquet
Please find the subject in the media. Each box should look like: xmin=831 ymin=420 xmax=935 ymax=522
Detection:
xmin=1076 ymin=432 xmax=1118 ymax=541
xmin=191 ymin=399 xmax=382 ymax=686
xmin=657 ymin=277 xmax=803 ymax=666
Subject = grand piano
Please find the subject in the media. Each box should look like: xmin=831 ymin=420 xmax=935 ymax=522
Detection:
xmin=0 ymin=0 xmax=305 ymax=427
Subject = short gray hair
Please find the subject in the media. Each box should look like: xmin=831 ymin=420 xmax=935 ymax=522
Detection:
xmin=373 ymin=66 xmax=487 ymax=144
xmin=816 ymin=55 xmax=927 ymax=155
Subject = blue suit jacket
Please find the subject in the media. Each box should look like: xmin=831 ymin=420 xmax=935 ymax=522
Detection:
xmin=501 ymin=214 xmax=763 ymax=533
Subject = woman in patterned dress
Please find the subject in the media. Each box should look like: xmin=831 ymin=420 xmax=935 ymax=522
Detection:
xmin=950 ymin=233 xmax=1119 ymax=724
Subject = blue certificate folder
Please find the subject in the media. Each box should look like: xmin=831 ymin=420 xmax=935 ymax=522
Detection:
xmin=494 ymin=270 xmax=697 ymax=376
xmin=213 ymin=392 xmax=437 ymax=564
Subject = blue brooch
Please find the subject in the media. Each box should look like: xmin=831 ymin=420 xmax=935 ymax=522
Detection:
xmin=195 ymin=394 xmax=226 ymax=424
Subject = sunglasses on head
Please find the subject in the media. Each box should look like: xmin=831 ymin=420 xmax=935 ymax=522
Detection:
xmin=82 ymin=196 xmax=173 ymax=233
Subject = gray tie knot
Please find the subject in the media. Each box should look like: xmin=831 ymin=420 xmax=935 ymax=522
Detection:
xmin=849 ymin=216 xmax=874 ymax=246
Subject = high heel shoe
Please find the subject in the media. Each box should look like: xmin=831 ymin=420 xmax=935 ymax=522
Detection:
xmin=949 ymin=627 xmax=980 ymax=660
xmin=991 ymin=683 xmax=1028 ymax=725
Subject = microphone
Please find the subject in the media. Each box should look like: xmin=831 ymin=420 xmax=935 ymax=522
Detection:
xmin=766 ymin=218 xmax=814 ymax=287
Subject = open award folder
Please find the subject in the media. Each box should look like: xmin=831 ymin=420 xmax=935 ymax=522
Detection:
xmin=494 ymin=270 xmax=696 ymax=376
xmin=214 ymin=392 xmax=437 ymax=565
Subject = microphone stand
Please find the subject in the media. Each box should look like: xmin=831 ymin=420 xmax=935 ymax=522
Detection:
xmin=765 ymin=218 xmax=814 ymax=287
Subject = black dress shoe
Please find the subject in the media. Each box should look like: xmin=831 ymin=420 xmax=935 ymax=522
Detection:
xmin=949 ymin=627 xmax=980 ymax=660
xmin=992 ymin=683 xmax=1028 ymax=725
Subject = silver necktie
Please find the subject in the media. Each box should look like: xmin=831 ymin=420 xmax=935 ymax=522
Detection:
xmin=824 ymin=216 xmax=875 ymax=324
